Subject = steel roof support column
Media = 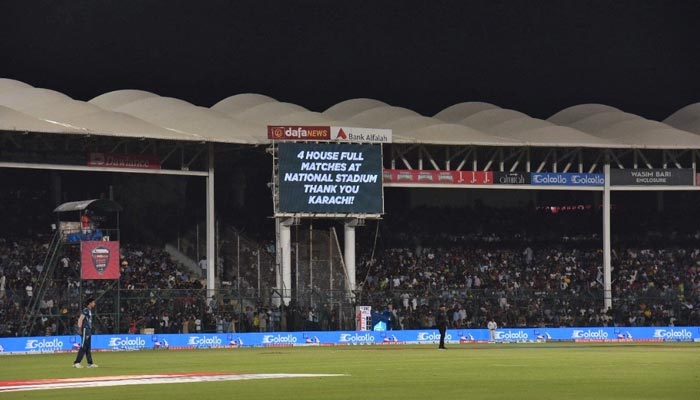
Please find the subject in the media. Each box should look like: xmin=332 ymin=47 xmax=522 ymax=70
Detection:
xmin=273 ymin=219 xmax=282 ymax=307
xmin=206 ymin=143 xmax=216 ymax=301
xmin=603 ymin=162 xmax=612 ymax=311
xmin=344 ymin=218 xmax=365 ymax=301
xmin=279 ymin=218 xmax=295 ymax=306
xmin=344 ymin=221 xmax=357 ymax=293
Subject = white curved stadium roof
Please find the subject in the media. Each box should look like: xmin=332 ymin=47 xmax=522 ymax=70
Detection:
xmin=2 ymin=78 xmax=700 ymax=149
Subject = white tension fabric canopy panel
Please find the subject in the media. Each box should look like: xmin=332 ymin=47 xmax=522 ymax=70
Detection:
xmin=1 ymin=78 xmax=700 ymax=149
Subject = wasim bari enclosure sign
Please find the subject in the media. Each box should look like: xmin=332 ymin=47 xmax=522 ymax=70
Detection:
xmin=80 ymin=241 xmax=121 ymax=279
xmin=277 ymin=142 xmax=384 ymax=215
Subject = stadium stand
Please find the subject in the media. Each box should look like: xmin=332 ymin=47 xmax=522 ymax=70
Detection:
xmin=2 ymin=201 xmax=699 ymax=337
xmin=2 ymin=78 xmax=700 ymax=338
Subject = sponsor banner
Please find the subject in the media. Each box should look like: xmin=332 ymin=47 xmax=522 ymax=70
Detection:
xmin=268 ymin=126 xmax=331 ymax=141
xmin=267 ymin=126 xmax=391 ymax=143
xmin=104 ymin=335 xmax=149 ymax=351
xmin=531 ymin=172 xmax=605 ymax=186
xmin=610 ymin=168 xmax=695 ymax=186
xmin=87 ymin=152 xmax=160 ymax=169
xmin=356 ymin=306 xmax=372 ymax=331
xmin=278 ymin=142 xmax=383 ymax=214
xmin=2 ymin=327 xmax=699 ymax=354
xmin=0 ymin=336 xmax=76 ymax=354
xmin=493 ymin=172 xmax=531 ymax=185
xmin=81 ymin=241 xmax=120 ymax=280
xmin=331 ymin=127 xmax=392 ymax=143
xmin=383 ymin=169 xmax=493 ymax=185
xmin=95 ymin=334 xmax=243 ymax=351
xmin=415 ymin=331 xmax=455 ymax=343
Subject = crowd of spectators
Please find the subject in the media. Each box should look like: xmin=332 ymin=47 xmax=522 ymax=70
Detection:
xmin=355 ymin=205 xmax=700 ymax=330
xmin=0 ymin=233 xmax=329 ymax=336
xmin=2 ymin=201 xmax=700 ymax=337
xmin=0 ymin=235 xmax=208 ymax=336
xmin=356 ymin=244 xmax=700 ymax=330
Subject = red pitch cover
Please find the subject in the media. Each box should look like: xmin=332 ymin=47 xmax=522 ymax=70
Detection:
xmin=80 ymin=241 xmax=121 ymax=279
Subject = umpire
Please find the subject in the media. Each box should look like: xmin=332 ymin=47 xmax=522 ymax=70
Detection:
xmin=73 ymin=297 xmax=98 ymax=368
xmin=436 ymin=304 xmax=449 ymax=349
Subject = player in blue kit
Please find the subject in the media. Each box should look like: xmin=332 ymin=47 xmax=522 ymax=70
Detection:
xmin=73 ymin=297 xmax=98 ymax=368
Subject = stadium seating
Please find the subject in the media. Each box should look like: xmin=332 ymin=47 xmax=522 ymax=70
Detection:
xmin=1 ymin=204 xmax=699 ymax=337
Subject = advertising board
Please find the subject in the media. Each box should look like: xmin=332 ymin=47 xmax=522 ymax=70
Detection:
xmin=277 ymin=142 xmax=383 ymax=214
xmin=610 ymin=169 xmax=694 ymax=186
xmin=2 ymin=327 xmax=697 ymax=354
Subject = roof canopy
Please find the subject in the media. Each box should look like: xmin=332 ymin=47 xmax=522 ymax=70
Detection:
xmin=2 ymin=78 xmax=700 ymax=149
xmin=53 ymin=199 xmax=123 ymax=213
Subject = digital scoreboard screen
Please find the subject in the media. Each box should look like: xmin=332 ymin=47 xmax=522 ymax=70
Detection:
xmin=277 ymin=142 xmax=384 ymax=214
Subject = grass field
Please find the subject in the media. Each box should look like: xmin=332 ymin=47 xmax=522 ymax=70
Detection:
xmin=1 ymin=343 xmax=699 ymax=399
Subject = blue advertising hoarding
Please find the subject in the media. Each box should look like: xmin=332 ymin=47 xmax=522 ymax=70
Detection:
xmin=1 ymin=327 xmax=698 ymax=354
xmin=530 ymin=173 xmax=605 ymax=186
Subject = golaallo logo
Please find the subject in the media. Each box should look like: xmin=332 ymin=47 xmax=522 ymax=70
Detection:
xmin=339 ymin=333 xmax=374 ymax=343
xmin=187 ymin=336 xmax=223 ymax=346
xmin=262 ymin=334 xmax=297 ymax=344
xmin=108 ymin=337 xmax=146 ymax=348
xmin=25 ymin=338 xmax=64 ymax=351
xmin=653 ymin=329 xmax=692 ymax=340
xmin=417 ymin=332 xmax=452 ymax=341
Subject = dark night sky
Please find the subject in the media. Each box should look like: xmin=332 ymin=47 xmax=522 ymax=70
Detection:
xmin=1 ymin=1 xmax=699 ymax=120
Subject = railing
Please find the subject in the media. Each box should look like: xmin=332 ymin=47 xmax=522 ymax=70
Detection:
xmin=6 ymin=286 xmax=698 ymax=337
xmin=21 ymin=229 xmax=63 ymax=335
xmin=59 ymin=227 xmax=120 ymax=243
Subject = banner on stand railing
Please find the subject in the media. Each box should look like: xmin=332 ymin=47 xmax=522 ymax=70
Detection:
xmin=81 ymin=241 xmax=120 ymax=279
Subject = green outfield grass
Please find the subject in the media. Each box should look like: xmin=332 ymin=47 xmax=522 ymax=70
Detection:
xmin=1 ymin=343 xmax=699 ymax=400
